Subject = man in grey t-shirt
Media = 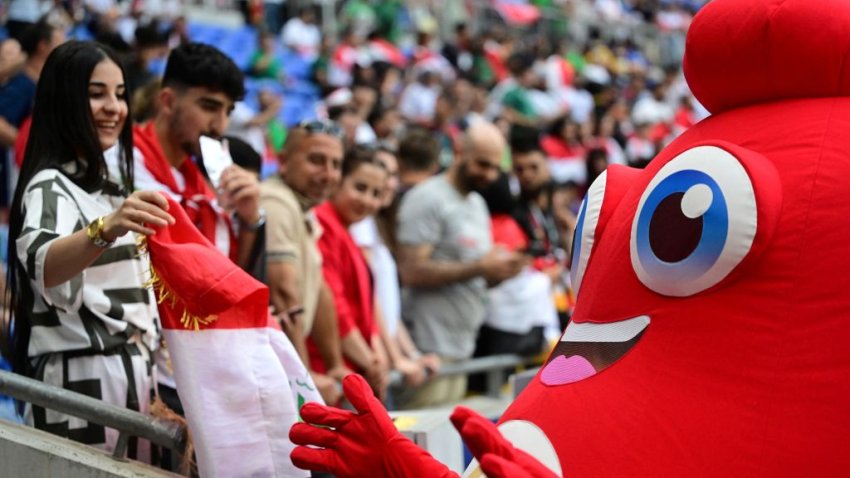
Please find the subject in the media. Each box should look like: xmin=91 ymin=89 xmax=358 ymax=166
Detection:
xmin=396 ymin=121 xmax=526 ymax=408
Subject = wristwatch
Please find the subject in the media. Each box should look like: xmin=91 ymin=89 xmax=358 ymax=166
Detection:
xmin=239 ymin=208 xmax=267 ymax=232
xmin=86 ymin=216 xmax=114 ymax=248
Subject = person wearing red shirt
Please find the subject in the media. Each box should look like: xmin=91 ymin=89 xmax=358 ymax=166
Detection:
xmin=313 ymin=145 xmax=390 ymax=401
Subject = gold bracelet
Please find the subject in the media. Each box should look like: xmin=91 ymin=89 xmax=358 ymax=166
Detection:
xmin=86 ymin=216 xmax=114 ymax=248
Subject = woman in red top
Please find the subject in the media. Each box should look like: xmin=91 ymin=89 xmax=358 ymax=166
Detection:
xmin=313 ymin=146 xmax=391 ymax=401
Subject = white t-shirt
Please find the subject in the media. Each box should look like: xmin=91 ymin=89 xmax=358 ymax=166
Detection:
xmin=281 ymin=17 xmax=321 ymax=59
xmin=398 ymin=82 xmax=441 ymax=124
xmin=350 ymin=216 xmax=400 ymax=337
xmin=485 ymin=267 xmax=558 ymax=335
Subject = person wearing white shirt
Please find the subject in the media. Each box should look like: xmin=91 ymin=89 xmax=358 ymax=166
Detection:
xmin=281 ymin=6 xmax=322 ymax=60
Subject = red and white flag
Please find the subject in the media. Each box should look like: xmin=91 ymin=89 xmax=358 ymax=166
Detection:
xmin=147 ymin=197 xmax=323 ymax=477
xmin=494 ymin=0 xmax=541 ymax=26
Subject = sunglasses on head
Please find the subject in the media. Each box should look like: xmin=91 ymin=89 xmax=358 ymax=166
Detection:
xmin=298 ymin=119 xmax=344 ymax=139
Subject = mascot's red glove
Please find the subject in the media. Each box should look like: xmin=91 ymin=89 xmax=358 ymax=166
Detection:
xmin=290 ymin=374 xmax=459 ymax=478
xmin=451 ymin=407 xmax=560 ymax=478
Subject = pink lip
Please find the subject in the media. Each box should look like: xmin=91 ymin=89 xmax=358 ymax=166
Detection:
xmin=540 ymin=355 xmax=596 ymax=386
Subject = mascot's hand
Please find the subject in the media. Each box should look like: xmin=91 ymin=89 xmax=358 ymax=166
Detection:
xmin=290 ymin=374 xmax=459 ymax=478
xmin=451 ymin=407 xmax=560 ymax=478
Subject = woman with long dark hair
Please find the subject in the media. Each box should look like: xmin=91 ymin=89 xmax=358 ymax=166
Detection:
xmin=4 ymin=41 xmax=173 ymax=458
xmin=313 ymin=145 xmax=391 ymax=401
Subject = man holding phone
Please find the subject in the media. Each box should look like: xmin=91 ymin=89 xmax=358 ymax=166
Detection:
xmin=124 ymin=42 xmax=264 ymax=414
xmin=130 ymin=42 xmax=264 ymax=271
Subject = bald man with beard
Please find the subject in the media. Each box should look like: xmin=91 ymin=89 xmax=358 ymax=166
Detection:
xmin=395 ymin=121 xmax=526 ymax=408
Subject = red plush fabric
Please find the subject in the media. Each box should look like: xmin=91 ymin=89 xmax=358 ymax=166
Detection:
xmin=496 ymin=0 xmax=850 ymax=475
xmin=451 ymin=407 xmax=559 ymax=478
xmin=684 ymin=0 xmax=850 ymax=114
xmin=504 ymin=99 xmax=850 ymax=476
xmin=290 ymin=374 xmax=458 ymax=478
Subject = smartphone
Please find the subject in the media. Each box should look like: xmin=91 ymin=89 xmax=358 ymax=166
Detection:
xmin=199 ymin=136 xmax=233 ymax=190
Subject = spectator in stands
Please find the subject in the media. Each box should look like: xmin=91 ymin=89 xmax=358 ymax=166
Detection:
xmin=398 ymin=69 xmax=442 ymax=127
xmin=586 ymin=146 xmax=610 ymax=188
xmin=281 ymin=6 xmax=322 ymax=60
xmin=248 ymin=29 xmax=283 ymax=80
xmin=511 ymin=137 xmax=571 ymax=335
xmin=473 ymin=173 xmax=555 ymax=374
xmin=6 ymin=41 xmax=173 ymax=458
xmin=542 ymin=114 xmax=589 ymax=185
xmin=512 ymin=143 xmax=566 ymax=269
xmin=261 ymin=120 xmax=348 ymax=405
xmin=130 ymin=43 xmax=263 ymax=270
xmin=263 ymin=0 xmax=286 ymax=37
xmin=395 ymin=121 xmax=525 ymax=408
xmin=500 ymin=53 xmax=547 ymax=128
xmin=626 ymin=120 xmax=657 ymax=168
xmin=125 ymin=20 xmax=169 ymax=94
xmin=432 ymin=88 xmax=464 ymax=169
xmin=0 ymin=17 xmax=65 ymax=203
xmin=396 ymin=127 xmax=440 ymax=195
xmin=131 ymin=79 xmax=160 ymax=124
xmin=326 ymin=88 xmax=369 ymax=148
xmin=126 ymin=43 xmax=264 ymax=413
xmin=4 ymin=0 xmax=53 ymax=41
xmin=367 ymin=103 xmax=403 ymax=151
xmin=315 ymin=145 xmax=390 ymax=401
xmin=227 ymin=91 xmax=283 ymax=158
xmin=350 ymin=147 xmax=441 ymax=392
xmin=257 ymin=89 xmax=288 ymax=157
xmin=328 ymin=27 xmax=366 ymax=90
xmin=442 ymin=23 xmax=474 ymax=75
xmin=0 ymin=39 xmax=24 ymax=83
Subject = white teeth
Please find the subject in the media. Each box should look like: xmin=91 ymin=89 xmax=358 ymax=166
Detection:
xmin=561 ymin=315 xmax=650 ymax=343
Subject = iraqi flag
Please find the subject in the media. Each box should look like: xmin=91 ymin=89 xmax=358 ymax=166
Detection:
xmin=368 ymin=38 xmax=408 ymax=68
xmin=147 ymin=196 xmax=323 ymax=478
xmin=494 ymin=0 xmax=541 ymax=26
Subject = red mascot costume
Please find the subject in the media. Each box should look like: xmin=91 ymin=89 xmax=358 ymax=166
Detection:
xmin=290 ymin=0 xmax=850 ymax=475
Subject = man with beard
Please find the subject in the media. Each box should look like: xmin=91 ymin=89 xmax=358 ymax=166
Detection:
xmin=128 ymin=42 xmax=263 ymax=414
xmin=395 ymin=120 xmax=525 ymax=408
xmin=512 ymin=145 xmax=567 ymax=265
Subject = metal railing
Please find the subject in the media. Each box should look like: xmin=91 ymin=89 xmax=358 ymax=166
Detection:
xmin=389 ymin=353 xmax=542 ymax=398
xmin=0 ymin=351 xmax=537 ymax=461
xmin=0 ymin=370 xmax=186 ymax=459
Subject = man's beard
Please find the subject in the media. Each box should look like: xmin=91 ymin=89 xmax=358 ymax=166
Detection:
xmin=520 ymin=182 xmax=546 ymax=202
xmin=171 ymin=108 xmax=206 ymax=158
xmin=459 ymin=162 xmax=489 ymax=193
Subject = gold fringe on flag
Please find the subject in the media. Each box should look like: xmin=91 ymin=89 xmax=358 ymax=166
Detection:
xmin=140 ymin=237 xmax=219 ymax=331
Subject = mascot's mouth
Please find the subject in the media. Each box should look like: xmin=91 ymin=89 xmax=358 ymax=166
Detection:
xmin=541 ymin=315 xmax=650 ymax=386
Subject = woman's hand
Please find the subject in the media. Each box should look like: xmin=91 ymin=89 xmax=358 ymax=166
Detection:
xmin=102 ymin=190 xmax=175 ymax=240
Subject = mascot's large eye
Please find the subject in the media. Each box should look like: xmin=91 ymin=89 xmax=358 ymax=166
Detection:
xmin=630 ymin=146 xmax=757 ymax=296
xmin=570 ymin=171 xmax=607 ymax=295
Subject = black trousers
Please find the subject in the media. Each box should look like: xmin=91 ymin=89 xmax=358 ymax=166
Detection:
xmin=468 ymin=325 xmax=545 ymax=393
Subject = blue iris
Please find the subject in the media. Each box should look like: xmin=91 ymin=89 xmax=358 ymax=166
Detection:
xmin=635 ymin=169 xmax=728 ymax=282
xmin=570 ymin=196 xmax=589 ymax=286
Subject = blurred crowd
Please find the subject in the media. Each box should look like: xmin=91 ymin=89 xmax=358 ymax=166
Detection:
xmin=0 ymin=0 xmax=709 ymax=461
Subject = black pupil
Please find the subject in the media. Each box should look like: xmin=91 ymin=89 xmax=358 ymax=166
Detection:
xmin=649 ymin=192 xmax=703 ymax=263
